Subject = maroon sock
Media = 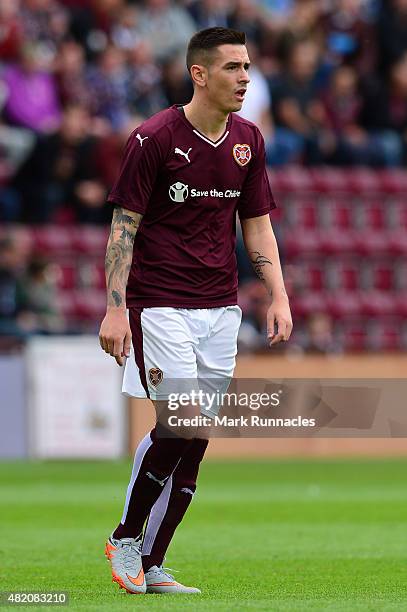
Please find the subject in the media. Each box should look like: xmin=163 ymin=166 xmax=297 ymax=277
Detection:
xmin=113 ymin=426 xmax=192 ymax=540
xmin=141 ymin=437 xmax=209 ymax=570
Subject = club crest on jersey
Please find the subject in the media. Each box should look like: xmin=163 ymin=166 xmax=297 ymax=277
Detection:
xmin=233 ymin=143 xmax=251 ymax=166
xmin=149 ymin=367 xmax=163 ymax=387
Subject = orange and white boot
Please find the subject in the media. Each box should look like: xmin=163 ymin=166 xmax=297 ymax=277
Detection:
xmin=145 ymin=565 xmax=201 ymax=594
xmin=105 ymin=535 xmax=146 ymax=594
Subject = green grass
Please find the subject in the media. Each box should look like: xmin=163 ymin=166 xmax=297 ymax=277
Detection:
xmin=1 ymin=458 xmax=407 ymax=611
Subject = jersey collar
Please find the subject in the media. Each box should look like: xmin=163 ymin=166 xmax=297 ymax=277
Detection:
xmin=174 ymin=104 xmax=232 ymax=148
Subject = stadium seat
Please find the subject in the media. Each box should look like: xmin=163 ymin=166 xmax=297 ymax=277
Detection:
xmin=308 ymin=167 xmax=350 ymax=193
xmin=72 ymin=226 xmax=109 ymax=255
xmin=53 ymin=263 xmax=76 ymax=290
xmin=268 ymin=166 xmax=314 ymax=193
xmin=320 ymin=228 xmax=357 ymax=255
xmin=367 ymin=317 xmax=403 ymax=351
xmin=360 ymin=291 xmax=396 ymax=317
xmin=360 ymin=200 xmax=387 ymax=230
xmin=327 ymin=291 xmax=363 ymax=318
xmin=346 ymin=168 xmax=380 ymax=194
xmin=78 ymin=263 xmax=106 ymax=289
xmin=325 ymin=259 xmax=360 ymax=291
xmin=377 ymin=169 xmax=407 ymax=194
xmin=355 ymin=229 xmax=390 ymax=256
xmin=283 ymin=229 xmax=323 ymax=257
xmin=340 ymin=318 xmax=369 ymax=352
xmin=284 ymin=197 xmax=319 ymax=229
xmin=321 ymin=199 xmax=354 ymax=230
xmin=32 ymin=226 xmax=75 ymax=255
xmin=389 ymin=229 xmax=407 ymax=255
xmin=290 ymin=291 xmax=328 ymax=317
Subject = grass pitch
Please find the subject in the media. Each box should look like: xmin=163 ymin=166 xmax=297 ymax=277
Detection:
xmin=1 ymin=458 xmax=407 ymax=611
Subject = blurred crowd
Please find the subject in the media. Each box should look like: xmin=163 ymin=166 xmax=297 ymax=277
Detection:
xmin=1 ymin=0 xmax=407 ymax=352
xmin=0 ymin=0 xmax=407 ymax=223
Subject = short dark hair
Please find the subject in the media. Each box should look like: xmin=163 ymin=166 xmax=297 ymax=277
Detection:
xmin=186 ymin=27 xmax=246 ymax=73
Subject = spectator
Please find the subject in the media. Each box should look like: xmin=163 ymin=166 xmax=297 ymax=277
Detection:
xmin=377 ymin=0 xmax=407 ymax=75
xmin=111 ymin=4 xmax=141 ymax=52
xmin=361 ymin=52 xmax=407 ymax=165
xmin=2 ymin=42 xmax=62 ymax=132
xmin=20 ymin=0 xmax=70 ymax=51
xmin=86 ymin=45 xmax=131 ymax=129
xmin=321 ymin=0 xmax=377 ymax=76
xmin=0 ymin=0 xmax=23 ymax=62
xmin=160 ymin=54 xmax=193 ymax=107
xmin=15 ymin=104 xmax=108 ymax=223
xmin=188 ymin=0 xmax=231 ymax=30
xmin=0 ymin=237 xmax=26 ymax=337
xmin=303 ymin=312 xmax=339 ymax=354
xmin=54 ymin=40 xmax=96 ymax=111
xmin=136 ymin=0 xmax=196 ymax=62
xmin=271 ymin=38 xmax=325 ymax=164
xmin=17 ymin=255 xmax=64 ymax=334
xmin=127 ymin=40 xmax=167 ymax=117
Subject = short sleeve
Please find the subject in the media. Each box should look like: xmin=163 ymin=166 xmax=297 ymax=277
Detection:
xmin=237 ymin=130 xmax=276 ymax=220
xmin=107 ymin=131 xmax=162 ymax=214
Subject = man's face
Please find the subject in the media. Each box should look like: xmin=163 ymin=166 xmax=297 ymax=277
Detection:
xmin=204 ymin=44 xmax=250 ymax=113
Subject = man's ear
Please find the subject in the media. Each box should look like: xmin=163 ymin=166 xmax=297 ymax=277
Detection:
xmin=190 ymin=64 xmax=208 ymax=88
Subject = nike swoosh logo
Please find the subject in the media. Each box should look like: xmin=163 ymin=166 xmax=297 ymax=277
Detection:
xmin=126 ymin=569 xmax=144 ymax=586
xmin=148 ymin=581 xmax=177 ymax=586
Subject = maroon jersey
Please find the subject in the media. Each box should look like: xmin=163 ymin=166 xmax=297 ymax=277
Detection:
xmin=108 ymin=105 xmax=276 ymax=308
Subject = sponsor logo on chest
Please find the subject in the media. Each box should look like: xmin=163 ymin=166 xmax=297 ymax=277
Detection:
xmin=169 ymin=182 xmax=240 ymax=203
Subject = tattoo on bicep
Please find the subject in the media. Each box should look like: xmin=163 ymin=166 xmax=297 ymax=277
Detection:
xmin=250 ymin=251 xmax=272 ymax=282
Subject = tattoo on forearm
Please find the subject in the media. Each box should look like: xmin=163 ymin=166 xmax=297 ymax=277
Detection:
xmin=250 ymin=251 xmax=273 ymax=282
xmin=105 ymin=207 xmax=142 ymax=308
xmin=111 ymin=290 xmax=122 ymax=307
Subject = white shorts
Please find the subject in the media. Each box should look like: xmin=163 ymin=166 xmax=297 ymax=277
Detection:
xmin=122 ymin=306 xmax=242 ymax=418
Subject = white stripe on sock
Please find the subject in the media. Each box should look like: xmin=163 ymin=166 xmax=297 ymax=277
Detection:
xmin=120 ymin=432 xmax=153 ymax=524
xmin=142 ymin=473 xmax=173 ymax=556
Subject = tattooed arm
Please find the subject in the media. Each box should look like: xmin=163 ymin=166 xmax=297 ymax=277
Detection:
xmin=99 ymin=206 xmax=143 ymax=365
xmin=241 ymin=214 xmax=292 ymax=346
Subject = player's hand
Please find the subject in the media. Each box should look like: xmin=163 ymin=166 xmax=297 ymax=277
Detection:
xmin=267 ymin=298 xmax=293 ymax=347
xmin=99 ymin=309 xmax=132 ymax=366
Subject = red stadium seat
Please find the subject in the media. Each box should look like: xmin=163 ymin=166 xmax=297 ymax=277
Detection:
xmin=322 ymin=199 xmax=354 ymax=230
xmin=268 ymin=166 xmax=314 ymax=193
xmin=389 ymin=229 xmax=407 ymax=256
xmin=355 ymin=229 xmax=390 ymax=256
xmin=32 ymin=226 xmax=75 ymax=255
xmin=73 ymin=289 xmax=106 ymax=320
xmin=78 ymin=262 xmax=106 ymax=289
xmin=53 ymin=263 xmax=76 ymax=289
xmin=368 ymin=318 xmax=403 ymax=351
xmin=367 ymin=260 xmax=395 ymax=291
xmin=308 ymin=168 xmax=350 ymax=193
xmin=360 ymin=290 xmax=396 ymax=317
xmin=377 ymin=169 xmax=407 ymax=194
xmin=326 ymin=259 xmax=360 ymax=291
xmin=284 ymin=197 xmax=319 ymax=229
xmin=340 ymin=318 xmax=369 ymax=352
xmin=320 ymin=228 xmax=357 ymax=255
xmin=72 ymin=226 xmax=109 ymax=255
xmin=327 ymin=291 xmax=363 ymax=318
xmin=283 ymin=229 xmax=323 ymax=258
xmin=290 ymin=292 xmax=328 ymax=317
xmin=360 ymin=200 xmax=387 ymax=230
xmin=346 ymin=168 xmax=381 ymax=194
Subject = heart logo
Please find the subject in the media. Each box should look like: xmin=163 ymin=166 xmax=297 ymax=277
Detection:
xmin=149 ymin=367 xmax=163 ymax=387
xmin=233 ymin=143 xmax=252 ymax=166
